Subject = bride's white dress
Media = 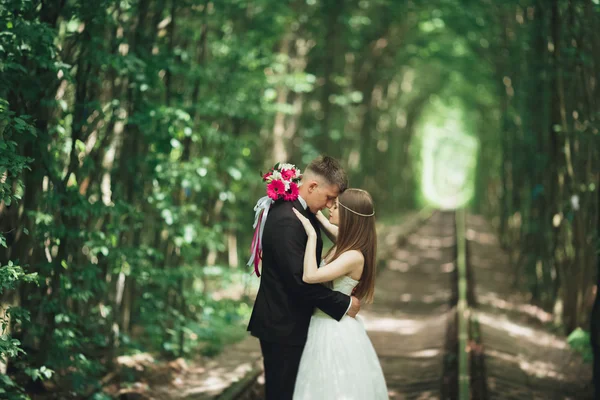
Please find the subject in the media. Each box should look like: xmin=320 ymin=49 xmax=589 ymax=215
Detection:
xmin=293 ymin=269 xmax=389 ymax=399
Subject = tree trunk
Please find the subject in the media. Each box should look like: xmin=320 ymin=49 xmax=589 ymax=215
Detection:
xmin=593 ymin=187 xmax=600 ymax=399
xmin=272 ymin=34 xmax=291 ymax=163
xmin=318 ymin=0 xmax=343 ymax=156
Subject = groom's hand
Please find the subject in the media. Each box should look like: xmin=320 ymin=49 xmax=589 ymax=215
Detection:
xmin=348 ymin=296 xmax=361 ymax=318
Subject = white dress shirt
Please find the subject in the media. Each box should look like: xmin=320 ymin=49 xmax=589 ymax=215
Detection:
xmin=297 ymin=195 xmax=353 ymax=316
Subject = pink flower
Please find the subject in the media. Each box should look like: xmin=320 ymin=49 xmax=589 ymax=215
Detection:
xmin=281 ymin=169 xmax=295 ymax=181
xmin=262 ymin=171 xmax=273 ymax=181
xmin=283 ymin=182 xmax=299 ymax=201
xmin=267 ymin=180 xmax=285 ymax=200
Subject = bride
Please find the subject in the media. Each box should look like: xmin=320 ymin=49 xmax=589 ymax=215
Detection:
xmin=291 ymin=188 xmax=389 ymax=400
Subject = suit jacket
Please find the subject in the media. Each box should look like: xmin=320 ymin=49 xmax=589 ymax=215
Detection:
xmin=247 ymin=199 xmax=350 ymax=345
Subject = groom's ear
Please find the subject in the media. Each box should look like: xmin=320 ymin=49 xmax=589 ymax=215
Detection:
xmin=306 ymin=180 xmax=319 ymax=193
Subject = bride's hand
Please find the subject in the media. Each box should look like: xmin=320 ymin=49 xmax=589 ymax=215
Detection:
xmin=292 ymin=208 xmax=317 ymax=238
xmin=316 ymin=210 xmax=327 ymax=223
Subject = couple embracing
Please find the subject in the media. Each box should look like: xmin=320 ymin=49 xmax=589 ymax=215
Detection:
xmin=247 ymin=155 xmax=388 ymax=400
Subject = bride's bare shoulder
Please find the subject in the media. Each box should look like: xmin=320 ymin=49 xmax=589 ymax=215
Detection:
xmin=337 ymin=250 xmax=364 ymax=264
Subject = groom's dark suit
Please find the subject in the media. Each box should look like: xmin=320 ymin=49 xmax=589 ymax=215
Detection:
xmin=247 ymin=198 xmax=350 ymax=400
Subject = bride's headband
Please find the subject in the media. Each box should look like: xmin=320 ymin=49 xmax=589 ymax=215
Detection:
xmin=338 ymin=189 xmax=375 ymax=217
xmin=338 ymin=202 xmax=375 ymax=217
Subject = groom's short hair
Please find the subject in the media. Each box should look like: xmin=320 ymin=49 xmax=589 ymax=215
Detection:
xmin=305 ymin=155 xmax=348 ymax=192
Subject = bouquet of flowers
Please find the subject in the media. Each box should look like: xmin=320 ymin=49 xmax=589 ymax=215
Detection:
xmin=248 ymin=162 xmax=302 ymax=276
xmin=262 ymin=162 xmax=302 ymax=201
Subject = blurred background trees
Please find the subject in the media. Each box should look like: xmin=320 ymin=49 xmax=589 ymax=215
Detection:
xmin=0 ymin=0 xmax=598 ymax=397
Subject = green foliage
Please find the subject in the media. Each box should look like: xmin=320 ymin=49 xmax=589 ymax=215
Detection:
xmin=0 ymin=261 xmax=38 ymax=293
xmin=0 ymin=374 xmax=30 ymax=400
xmin=0 ymin=99 xmax=34 ymax=207
xmin=3 ymin=1 xmax=274 ymax=395
xmin=0 ymin=83 xmax=40 ymax=400
xmin=567 ymin=328 xmax=593 ymax=363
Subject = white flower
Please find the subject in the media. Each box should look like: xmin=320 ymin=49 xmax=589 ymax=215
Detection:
xmin=570 ymin=195 xmax=579 ymax=210
xmin=271 ymin=171 xmax=282 ymax=181
xmin=279 ymin=163 xmax=295 ymax=171
xmin=284 ymin=180 xmax=290 ymax=191
xmin=295 ymin=168 xmax=302 ymax=178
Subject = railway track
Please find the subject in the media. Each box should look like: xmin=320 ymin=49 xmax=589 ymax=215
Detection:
xmin=226 ymin=210 xmax=592 ymax=400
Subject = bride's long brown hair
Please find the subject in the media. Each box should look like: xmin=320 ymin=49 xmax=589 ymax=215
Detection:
xmin=324 ymin=189 xmax=377 ymax=303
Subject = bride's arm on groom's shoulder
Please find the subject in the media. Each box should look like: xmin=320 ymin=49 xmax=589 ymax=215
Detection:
xmin=293 ymin=209 xmax=361 ymax=284
xmin=316 ymin=211 xmax=338 ymax=242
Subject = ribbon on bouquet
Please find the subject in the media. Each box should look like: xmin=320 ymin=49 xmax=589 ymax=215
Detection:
xmin=247 ymin=195 xmax=274 ymax=277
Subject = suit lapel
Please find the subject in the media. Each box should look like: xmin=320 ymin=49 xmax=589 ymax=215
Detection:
xmin=292 ymin=199 xmax=304 ymax=214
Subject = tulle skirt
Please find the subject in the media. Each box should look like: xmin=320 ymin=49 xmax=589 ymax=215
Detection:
xmin=293 ymin=313 xmax=389 ymax=400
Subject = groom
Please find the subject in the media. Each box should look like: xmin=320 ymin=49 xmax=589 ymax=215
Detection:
xmin=247 ymin=155 xmax=361 ymax=400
